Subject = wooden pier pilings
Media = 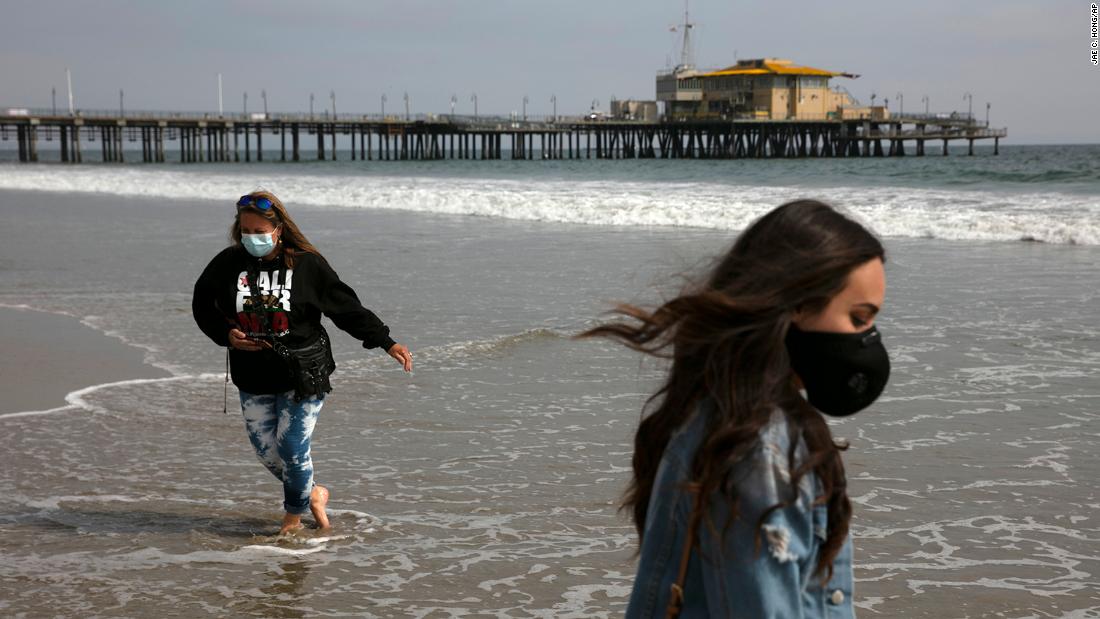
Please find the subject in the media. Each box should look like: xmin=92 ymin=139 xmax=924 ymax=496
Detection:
xmin=0 ymin=112 xmax=1006 ymax=163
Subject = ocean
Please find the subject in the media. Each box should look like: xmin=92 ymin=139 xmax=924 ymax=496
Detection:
xmin=0 ymin=144 xmax=1097 ymax=617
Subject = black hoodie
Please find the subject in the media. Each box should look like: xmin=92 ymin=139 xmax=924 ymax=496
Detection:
xmin=192 ymin=246 xmax=395 ymax=394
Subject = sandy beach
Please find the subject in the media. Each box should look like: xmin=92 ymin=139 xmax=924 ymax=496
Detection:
xmin=0 ymin=152 xmax=1097 ymax=617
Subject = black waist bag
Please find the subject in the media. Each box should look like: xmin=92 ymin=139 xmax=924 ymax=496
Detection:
xmin=273 ymin=328 xmax=336 ymax=402
xmin=247 ymin=262 xmax=336 ymax=401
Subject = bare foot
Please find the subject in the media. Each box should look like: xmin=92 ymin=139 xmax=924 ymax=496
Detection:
xmin=279 ymin=513 xmax=304 ymax=536
xmin=311 ymin=484 xmax=331 ymax=530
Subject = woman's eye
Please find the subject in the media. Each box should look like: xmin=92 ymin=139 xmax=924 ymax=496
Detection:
xmin=851 ymin=315 xmax=868 ymax=327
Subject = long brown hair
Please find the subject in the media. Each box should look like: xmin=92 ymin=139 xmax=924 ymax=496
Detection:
xmin=580 ymin=199 xmax=885 ymax=580
xmin=230 ymin=190 xmax=325 ymax=269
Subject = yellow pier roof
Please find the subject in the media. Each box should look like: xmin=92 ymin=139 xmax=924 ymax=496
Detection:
xmin=701 ymin=58 xmax=858 ymax=79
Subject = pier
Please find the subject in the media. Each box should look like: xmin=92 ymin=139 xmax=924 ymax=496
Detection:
xmin=1 ymin=109 xmax=1006 ymax=163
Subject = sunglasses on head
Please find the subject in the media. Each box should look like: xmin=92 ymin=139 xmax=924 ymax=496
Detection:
xmin=237 ymin=195 xmax=273 ymax=211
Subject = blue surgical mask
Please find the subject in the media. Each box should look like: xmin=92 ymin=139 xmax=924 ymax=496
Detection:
xmin=241 ymin=227 xmax=279 ymax=258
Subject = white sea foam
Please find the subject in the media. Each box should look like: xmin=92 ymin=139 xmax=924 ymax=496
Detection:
xmin=0 ymin=373 xmax=223 ymax=418
xmin=1 ymin=164 xmax=1097 ymax=245
xmin=420 ymin=328 xmax=563 ymax=361
xmin=236 ymin=544 xmax=328 ymax=557
xmin=22 ymin=494 xmax=146 ymax=511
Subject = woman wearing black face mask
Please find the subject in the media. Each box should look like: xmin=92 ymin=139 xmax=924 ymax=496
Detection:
xmin=582 ymin=200 xmax=889 ymax=618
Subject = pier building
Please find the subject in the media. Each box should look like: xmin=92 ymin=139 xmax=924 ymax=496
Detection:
xmin=659 ymin=57 xmax=860 ymax=121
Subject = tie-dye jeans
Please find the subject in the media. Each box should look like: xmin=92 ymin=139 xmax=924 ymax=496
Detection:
xmin=239 ymin=390 xmax=325 ymax=515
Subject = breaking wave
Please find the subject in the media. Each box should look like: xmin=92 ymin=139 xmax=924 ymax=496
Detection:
xmin=1 ymin=163 xmax=1097 ymax=245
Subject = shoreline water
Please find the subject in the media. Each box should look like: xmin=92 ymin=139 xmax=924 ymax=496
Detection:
xmin=0 ymin=306 xmax=169 ymax=415
xmin=1 ymin=166 xmax=1097 ymax=616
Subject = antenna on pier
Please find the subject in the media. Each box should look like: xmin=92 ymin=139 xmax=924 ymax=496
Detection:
xmin=678 ymin=0 xmax=696 ymax=71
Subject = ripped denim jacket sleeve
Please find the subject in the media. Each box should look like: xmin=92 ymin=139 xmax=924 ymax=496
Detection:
xmin=697 ymin=428 xmax=842 ymax=617
xmin=626 ymin=408 xmax=855 ymax=618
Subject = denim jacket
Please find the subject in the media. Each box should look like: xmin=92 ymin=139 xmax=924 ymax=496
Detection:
xmin=626 ymin=402 xmax=855 ymax=618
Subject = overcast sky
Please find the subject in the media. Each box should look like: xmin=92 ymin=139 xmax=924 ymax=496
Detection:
xmin=2 ymin=0 xmax=1096 ymax=144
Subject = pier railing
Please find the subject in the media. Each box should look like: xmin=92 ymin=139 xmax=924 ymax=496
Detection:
xmin=4 ymin=106 xmax=990 ymax=131
xmin=3 ymin=106 xmax=595 ymax=128
xmin=899 ymin=112 xmax=976 ymax=122
xmin=856 ymin=126 xmax=1006 ymax=139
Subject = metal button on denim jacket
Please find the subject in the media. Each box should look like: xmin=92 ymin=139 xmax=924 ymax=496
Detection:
xmin=626 ymin=403 xmax=855 ymax=618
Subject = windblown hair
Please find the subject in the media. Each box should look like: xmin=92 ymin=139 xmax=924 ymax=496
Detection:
xmin=230 ymin=190 xmax=325 ymax=269
xmin=580 ymin=199 xmax=885 ymax=580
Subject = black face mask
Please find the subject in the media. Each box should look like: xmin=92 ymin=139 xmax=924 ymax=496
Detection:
xmin=785 ymin=324 xmax=890 ymax=417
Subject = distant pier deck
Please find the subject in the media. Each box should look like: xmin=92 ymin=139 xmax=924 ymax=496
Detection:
xmin=1 ymin=109 xmax=1006 ymax=163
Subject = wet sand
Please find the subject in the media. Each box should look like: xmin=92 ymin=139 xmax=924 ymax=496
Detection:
xmin=1 ymin=186 xmax=1097 ymax=617
xmin=0 ymin=307 xmax=168 ymax=415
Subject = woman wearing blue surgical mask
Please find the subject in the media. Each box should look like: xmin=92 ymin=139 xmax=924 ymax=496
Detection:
xmin=582 ymin=200 xmax=889 ymax=618
xmin=192 ymin=190 xmax=413 ymax=535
